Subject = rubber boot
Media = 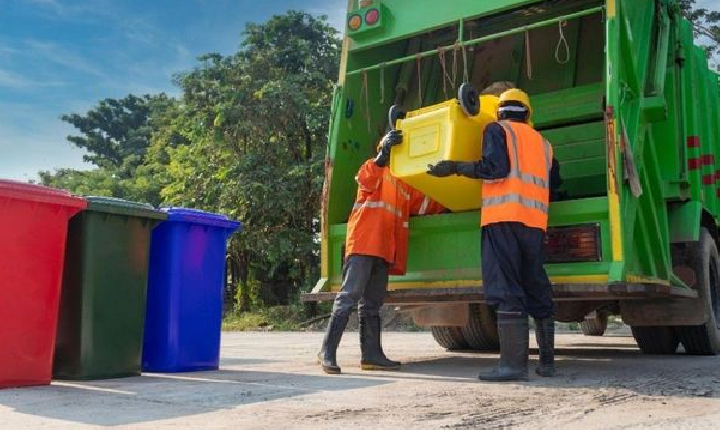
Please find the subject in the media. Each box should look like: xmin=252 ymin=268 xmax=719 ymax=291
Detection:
xmin=375 ymin=315 xmax=401 ymax=368
xmin=360 ymin=314 xmax=401 ymax=370
xmin=534 ymin=317 xmax=555 ymax=377
xmin=478 ymin=314 xmax=529 ymax=382
xmin=317 ymin=313 xmax=349 ymax=374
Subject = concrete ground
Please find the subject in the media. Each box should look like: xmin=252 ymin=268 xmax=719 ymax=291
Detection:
xmin=1 ymin=332 xmax=720 ymax=429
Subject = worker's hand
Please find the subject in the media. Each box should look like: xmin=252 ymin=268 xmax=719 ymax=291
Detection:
xmin=380 ymin=130 xmax=403 ymax=151
xmin=374 ymin=130 xmax=403 ymax=167
xmin=427 ymin=161 xmax=457 ymax=177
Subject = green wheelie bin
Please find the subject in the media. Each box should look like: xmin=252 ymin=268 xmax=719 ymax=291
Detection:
xmin=53 ymin=197 xmax=167 ymax=380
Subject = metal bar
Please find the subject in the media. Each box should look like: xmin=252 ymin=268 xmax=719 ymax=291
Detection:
xmin=301 ymin=282 xmax=697 ymax=303
xmin=346 ymin=6 xmax=606 ymax=77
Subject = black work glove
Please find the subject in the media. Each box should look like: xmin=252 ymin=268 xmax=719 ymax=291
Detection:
xmin=374 ymin=130 xmax=403 ymax=167
xmin=426 ymin=160 xmax=458 ymax=177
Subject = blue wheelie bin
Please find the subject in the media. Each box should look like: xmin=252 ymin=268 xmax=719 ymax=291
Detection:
xmin=142 ymin=208 xmax=240 ymax=372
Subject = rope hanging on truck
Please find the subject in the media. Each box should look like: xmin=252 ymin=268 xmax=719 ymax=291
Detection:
xmin=416 ymin=54 xmax=423 ymax=107
xmin=360 ymin=70 xmax=371 ymax=132
xmin=345 ymin=6 xmax=604 ymax=77
xmin=525 ymin=30 xmax=533 ymax=81
xmin=379 ymin=65 xmax=385 ymax=105
xmin=461 ymin=43 xmax=469 ymax=84
xmin=438 ymin=48 xmax=456 ymax=99
xmin=555 ymin=20 xmax=571 ymax=65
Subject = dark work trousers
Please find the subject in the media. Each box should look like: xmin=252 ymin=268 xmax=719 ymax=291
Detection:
xmin=331 ymin=255 xmax=389 ymax=319
xmin=482 ymin=222 xmax=554 ymax=319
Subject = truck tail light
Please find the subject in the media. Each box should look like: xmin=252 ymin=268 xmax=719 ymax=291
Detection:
xmin=545 ymin=224 xmax=602 ymax=263
xmin=365 ymin=9 xmax=380 ymax=25
xmin=348 ymin=14 xmax=362 ymax=31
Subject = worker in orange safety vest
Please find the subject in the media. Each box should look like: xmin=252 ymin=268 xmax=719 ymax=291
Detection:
xmin=428 ymin=88 xmax=561 ymax=382
xmin=318 ymin=129 xmax=445 ymax=374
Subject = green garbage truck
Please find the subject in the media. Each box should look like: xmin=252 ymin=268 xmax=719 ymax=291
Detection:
xmin=303 ymin=0 xmax=720 ymax=355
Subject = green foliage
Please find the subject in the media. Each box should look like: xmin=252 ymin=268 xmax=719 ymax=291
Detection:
xmin=222 ymin=305 xmax=311 ymax=331
xmin=41 ymin=11 xmax=341 ymax=311
xmin=680 ymin=0 xmax=720 ymax=67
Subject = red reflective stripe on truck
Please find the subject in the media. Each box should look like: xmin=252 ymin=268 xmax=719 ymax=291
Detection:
xmin=701 ymin=154 xmax=716 ymax=166
xmin=687 ymin=136 xmax=700 ymax=148
xmin=703 ymin=174 xmax=715 ymax=185
xmin=689 ymin=159 xmax=701 ymax=170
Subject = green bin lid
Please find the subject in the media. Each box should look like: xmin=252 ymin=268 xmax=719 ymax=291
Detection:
xmin=84 ymin=196 xmax=167 ymax=220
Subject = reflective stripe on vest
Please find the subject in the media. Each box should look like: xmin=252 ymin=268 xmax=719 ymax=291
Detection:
xmin=353 ymin=200 xmax=402 ymax=218
xmin=482 ymin=194 xmax=548 ymax=214
xmin=485 ymin=122 xmax=552 ymax=188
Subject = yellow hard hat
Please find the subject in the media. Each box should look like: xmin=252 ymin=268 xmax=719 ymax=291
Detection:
xmin=499 ymin=88 xmax=532 ymax=118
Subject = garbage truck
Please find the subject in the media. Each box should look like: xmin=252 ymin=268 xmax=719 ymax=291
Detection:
xmin=302 ymin=0 xmax=720 ymax=355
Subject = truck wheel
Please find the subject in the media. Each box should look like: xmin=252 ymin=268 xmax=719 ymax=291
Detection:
xmin=580 ymin=312 xmax=608 ymax=337
xmin=431 ymin=326 xmax=468 ymax=351
xmin=631 ymin=326 xmax=679 ymax=354
xmin=676 ymin=229 xmax=720 ymax=355
xmin=461 ymin=304 xmax=500 ymax=351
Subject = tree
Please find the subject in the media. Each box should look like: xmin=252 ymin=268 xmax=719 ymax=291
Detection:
xmin=156 ymin=11 xmax=340 ymax=309
xmin=42 ymin=94 xmax=186 ymax=205
xmin=679 ymin=0 xmax=720 ymax=67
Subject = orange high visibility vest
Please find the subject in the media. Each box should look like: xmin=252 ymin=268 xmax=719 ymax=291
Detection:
xmin=346 ymin=160 xmax=445 ymax=275
xmin=481 ymin=121 xmax=553 ymax=231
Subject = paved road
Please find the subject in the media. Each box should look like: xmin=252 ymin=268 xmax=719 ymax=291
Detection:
xmin=1 ymin=332 xmax=720 ymax=429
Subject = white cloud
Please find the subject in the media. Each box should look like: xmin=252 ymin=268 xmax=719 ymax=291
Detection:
xmin=0 ymin=67 xmax=66 ymax=89
xmin=24 ymin=39 xmax=107 ymax=78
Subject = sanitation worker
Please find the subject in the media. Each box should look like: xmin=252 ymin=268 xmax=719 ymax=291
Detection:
xmin=427 ymin=88 xmax=561 ymax=381
xmin=318 ymin=130 xmax=445 ymax=375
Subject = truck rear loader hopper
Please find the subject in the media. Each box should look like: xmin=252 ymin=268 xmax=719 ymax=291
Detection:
xmin=303 ymin=0 xmax=720 ymax=355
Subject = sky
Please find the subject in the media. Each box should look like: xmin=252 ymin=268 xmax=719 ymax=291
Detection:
xmin=1 ymin=1 xmax=719 ymax=181
xmin=0 ymin=0 xmax=346 ymax=181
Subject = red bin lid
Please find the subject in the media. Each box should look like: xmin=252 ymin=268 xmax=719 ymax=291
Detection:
xmin=0 ymin=179 xmax=87 ymax=209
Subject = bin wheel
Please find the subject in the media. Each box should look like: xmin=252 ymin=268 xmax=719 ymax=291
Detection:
xmin=458 ymin=83 xmax=480 ymax=117
xmin=675 ymin=228 xmax=720 ymax=355
xmin=431 ymin=326 xmax=468 ymax=351
xmin=388 ymin=105 xmax=407 ymax=130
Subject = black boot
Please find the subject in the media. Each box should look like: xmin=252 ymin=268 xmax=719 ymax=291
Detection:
xmin=360 ymin=314 xmax=400 ymax=370
xmin=318 ymin=313 xmax=349 ymax=374
xmin=534 ymin=317 xmax=555 ymax=377
xmin=478 ymin=314 xmax=529 ymax=382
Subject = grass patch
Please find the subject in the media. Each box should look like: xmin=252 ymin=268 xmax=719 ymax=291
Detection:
xmin=223 ymin=306 xmax=311 ymax=331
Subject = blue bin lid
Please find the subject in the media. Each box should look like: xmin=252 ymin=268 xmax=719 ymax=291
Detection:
xmin=161 ymin=207 xmax=241 ymax=231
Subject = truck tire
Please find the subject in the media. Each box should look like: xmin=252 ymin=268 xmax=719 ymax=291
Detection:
xmin=431 ymin=326 xmax=468 ymax=351
xmin=461 ymin=304 xmax=500 ymax=351
xmin=580 ymin=313 xmax=608 ymax=337
xmin=631 ymin=326 xmax=679 ymax=354
xmin=675 ymin=229 xmax=720 ymax=355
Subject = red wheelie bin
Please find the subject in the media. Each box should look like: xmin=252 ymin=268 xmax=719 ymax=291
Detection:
xmin=0 ymin=180 xmax=86 ymax=388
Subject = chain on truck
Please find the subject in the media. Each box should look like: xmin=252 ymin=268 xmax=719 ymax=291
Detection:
xmin=302 ymin=0 xmax=720 ymax=356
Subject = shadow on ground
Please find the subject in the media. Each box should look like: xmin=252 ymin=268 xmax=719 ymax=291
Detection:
xmin=0 ymin=369 xmax=389 ymax=426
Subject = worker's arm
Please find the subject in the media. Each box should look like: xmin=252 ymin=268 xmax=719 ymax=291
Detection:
xmin=355 ymin=159 xmax=384 ymax=200
xmin=408 ymin=188 xmax=446 ymax=216
xmin=456 ymin=123 xmax=510 ymax=180
xmin=426 ymin=123 xmax=510 ymax=180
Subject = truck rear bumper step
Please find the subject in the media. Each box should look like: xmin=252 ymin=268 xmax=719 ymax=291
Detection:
xmin=301 ymin=284 xmax=697 ymax=305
